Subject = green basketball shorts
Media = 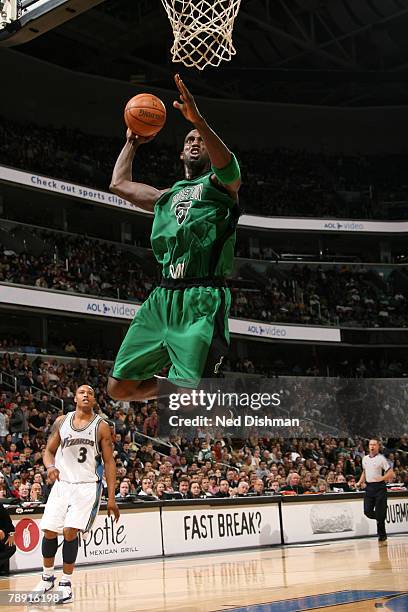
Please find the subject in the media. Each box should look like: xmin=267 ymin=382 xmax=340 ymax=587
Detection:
xmin=112 ymin=284 xmax=230 ymax=388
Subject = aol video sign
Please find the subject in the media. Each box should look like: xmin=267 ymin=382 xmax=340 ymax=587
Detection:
xmin=85 ymin=301 xmax=138 ymax=320
xmin=323 ymin=222 xmax=365 ymax=231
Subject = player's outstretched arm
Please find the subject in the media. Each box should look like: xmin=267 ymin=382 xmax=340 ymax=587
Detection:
xmin=109 ymin=129 xmax=167 ymax=212
xmin=173 ymin=74 xmax=241 ymax=197
xmin=43 ymin=415 xmax=64 ymax=483
xmin=99 ymin=421 xmax=120 ymax=522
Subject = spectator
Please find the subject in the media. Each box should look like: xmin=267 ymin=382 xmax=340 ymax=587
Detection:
xmin=234 ymin=480 xmax=249 ymax=496
xmin=267 ymin=479 xmax=281 ymax=494
xmin=18 ymin=483 xmax=30 ymax=501
xmin=154 ymin=481 xmax=165 ymax=499
xmin=9 ymin=406 xmax=24 ymax=441
xmin=249 ymin=479 xmax=265 ymax=496
xmin=115 ymin=481 xmax=130 ymax=500
xmin=178 ymin=478 xmax=190 ymax=499
xmin=167 ymin=447 xmax=180 ymax=467
xmin=189 ymin=482 xmax=204 ymax=499
xmin=281 ymin=473 xmax=305 ymax=495
xmin=143 ymin=412 xmax=159 ymax=438
xmin=0 ymin=411 xmax=8 ymax=443
xmin=138 ymin=477 xmax=154 ymax=497
xmin=30 ymin=482 xmax=44 ymax=502
xmin=5 ymin=444 xmax=19 ymax=464
xmin=214 ymin=479 xmax=231 ymax=498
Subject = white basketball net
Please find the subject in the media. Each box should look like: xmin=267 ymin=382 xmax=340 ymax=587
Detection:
xmin=161 ymin=0 xmax=242 ymax=70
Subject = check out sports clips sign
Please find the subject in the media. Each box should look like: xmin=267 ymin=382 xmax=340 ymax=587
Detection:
xmin=2 ymin=164 xmax=408 ymax=233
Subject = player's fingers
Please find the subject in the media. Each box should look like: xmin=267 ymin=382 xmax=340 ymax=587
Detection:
xmin=179 ymin=79 xmax=192 ymax=100
xmin=175 ymin=73 xmax=183 ymax=90
xmin=173 ymin=101 xmax=183 ymax=110
xmin=183 ymin=85 xmax=192 ymax=100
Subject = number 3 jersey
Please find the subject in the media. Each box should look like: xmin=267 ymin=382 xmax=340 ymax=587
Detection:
xmin=55 ymin=413 xmax=104 ymax=483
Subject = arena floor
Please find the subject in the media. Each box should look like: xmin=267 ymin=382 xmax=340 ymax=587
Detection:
xmin=0 ymin=535 xmax=407 ymax=611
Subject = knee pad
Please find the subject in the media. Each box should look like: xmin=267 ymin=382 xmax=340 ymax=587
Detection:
xmin=62 ymin=537 xmax=79 ymax=565
xmin=42 ymin=536 xmax=58 ymax=559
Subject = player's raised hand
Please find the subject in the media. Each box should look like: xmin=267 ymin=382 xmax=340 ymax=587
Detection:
xmin=107 ymin=499 xmax=120 ymax=522
xmin=173 ymin=74 xmax=203 ymax=124
xmin=126 ymin=128 xmax=155 ymax=145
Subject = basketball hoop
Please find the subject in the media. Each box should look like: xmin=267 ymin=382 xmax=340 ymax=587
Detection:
xmin=160 ymin=0 xmax=241 ymax=71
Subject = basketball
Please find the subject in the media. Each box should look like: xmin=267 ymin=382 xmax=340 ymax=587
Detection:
xmin=124 ymin=93 xmax=166 ymax=137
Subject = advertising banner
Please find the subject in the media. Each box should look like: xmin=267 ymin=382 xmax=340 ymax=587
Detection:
xmin=161 ymin=503 xmax=281 ymax=555
xmin=0 ymin=283 xmax=341 ymax=342
xmin=229 ymin=319 xmax=341 ymax=342
xmin=10 ymin=509 xmax=163 ymax=571
xmin=0 ymin=284 xmax=140 ymax=321
xmin=2 ymin=165 xmax=408 ymax=233
xmin=0 ymin=165 xmax=140 ymax=214
xmin=282 ymin=496 xmax=408 ymax=544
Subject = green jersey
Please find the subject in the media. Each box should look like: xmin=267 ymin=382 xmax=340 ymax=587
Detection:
xmin=151 ymin=171 xmax=239 ymax=279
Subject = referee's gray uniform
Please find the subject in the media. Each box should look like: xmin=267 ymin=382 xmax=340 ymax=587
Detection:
xmin=362 ymin=453 xmax=389 ymax=539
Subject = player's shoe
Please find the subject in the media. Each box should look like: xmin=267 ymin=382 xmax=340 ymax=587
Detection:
xmin=31 ymin=574 xmax=56 ymax=594
xmin=56 ymin=581 xmax=73 ymax=605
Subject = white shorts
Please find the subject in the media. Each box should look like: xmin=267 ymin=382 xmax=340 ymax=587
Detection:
xmin=40 ymin=480 xmax=103 ymax=534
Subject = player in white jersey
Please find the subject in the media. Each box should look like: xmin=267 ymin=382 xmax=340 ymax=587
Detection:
xmin=33 ymin=385 xmax=120 ymax=604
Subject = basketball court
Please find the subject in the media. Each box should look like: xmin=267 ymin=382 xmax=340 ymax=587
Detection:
xmin=1 ymin=535 xmax=407 ymax=611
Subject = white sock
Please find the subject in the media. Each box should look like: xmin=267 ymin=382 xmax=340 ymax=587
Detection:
xmin=43 ymin=565 xmax=54 ymax=578
xmin=60 ymin=573 xmax=72 ymax=584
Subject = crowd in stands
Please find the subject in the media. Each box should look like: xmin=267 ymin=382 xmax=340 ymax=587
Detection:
xmin=2 ymin=336 xmax=408 ymax=379
xmin=0 ymin=229 xmax=155 ymax=302
xmin=0 ymin=355 xmax=407 ymax=502
xmin=0 ymin=350 xmax=407 ymax=503
xmin=224 ymin=355 xmax=408 ymax=379
xmin=1 ymin=227 xmax=407 ymax=327
xmin=1 ymin=116 xmax=408 ymax=219
xmin=232 ymin=265 xmax=408 ymax=327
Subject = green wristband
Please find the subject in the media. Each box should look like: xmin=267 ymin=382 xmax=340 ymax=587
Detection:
xmin=211 ymin=152 xmax=241 ymax=185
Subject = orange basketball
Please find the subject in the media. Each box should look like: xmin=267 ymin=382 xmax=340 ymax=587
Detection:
xmin=124 ymin=94 xmax=166 ymax=137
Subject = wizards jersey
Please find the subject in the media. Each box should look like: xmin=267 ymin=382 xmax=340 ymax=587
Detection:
xmin=55 ymin=413 xmax=103 ymax=483
xmin=151 ymin=171 xmax=239 ymax=279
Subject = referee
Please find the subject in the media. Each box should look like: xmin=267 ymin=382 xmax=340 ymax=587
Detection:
xmin=357 ymin=439 xmax=394 ymax=542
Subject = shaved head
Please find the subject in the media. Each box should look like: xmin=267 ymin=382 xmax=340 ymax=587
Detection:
xmin=74 ymin=385 xmax=96 ymax=411
xmin=76 ymin=385 xmax=94 ymax=395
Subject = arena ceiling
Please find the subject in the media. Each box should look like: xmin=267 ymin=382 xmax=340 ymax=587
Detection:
xmin=13 ymin=0 xmax=408 ymax=105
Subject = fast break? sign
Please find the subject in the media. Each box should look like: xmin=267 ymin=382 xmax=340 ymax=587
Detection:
xmin=161 ymin=503 xmax=281 ymax=554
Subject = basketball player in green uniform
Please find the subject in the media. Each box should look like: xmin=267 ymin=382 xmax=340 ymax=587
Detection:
xmin=108 ymin=74 xmax=241 ymax=401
